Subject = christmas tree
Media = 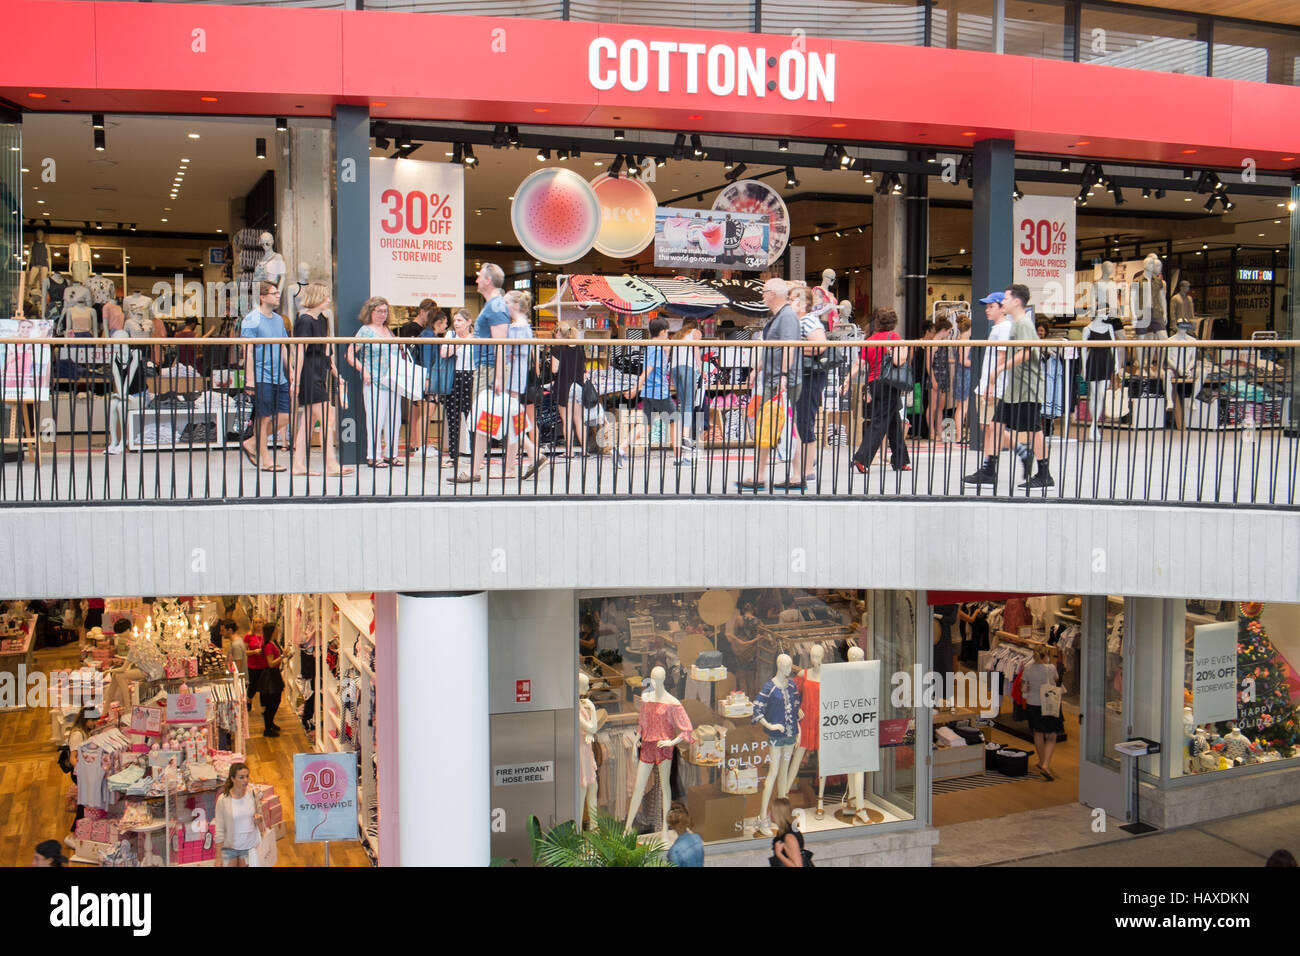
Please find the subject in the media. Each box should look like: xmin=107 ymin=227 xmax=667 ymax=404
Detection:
xmin=1230 ymin=603 xmax=1300 ymax=756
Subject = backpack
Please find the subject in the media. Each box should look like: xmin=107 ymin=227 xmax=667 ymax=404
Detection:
xmin=57 ymin=745 xmax=74 ymax=775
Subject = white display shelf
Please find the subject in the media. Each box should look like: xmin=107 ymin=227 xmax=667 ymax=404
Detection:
xmin=126 ymin=403 xmax=226 ymax=452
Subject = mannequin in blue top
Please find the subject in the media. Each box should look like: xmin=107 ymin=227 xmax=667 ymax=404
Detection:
xmin=752 ymin=653 xmax=801 ymax=836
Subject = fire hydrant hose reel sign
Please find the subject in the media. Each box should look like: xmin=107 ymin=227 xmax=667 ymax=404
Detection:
xmin=370 ymin=158 xmax=465 ymax=306
xmin=817 ymin=660 xmax=881 ymax=777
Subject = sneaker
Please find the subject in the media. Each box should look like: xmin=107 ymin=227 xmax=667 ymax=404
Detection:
xmin=963 ymin=464 xmax=998 ymax=485
xmin=614 ymin=450 xmax=628 ymax=467
xmin=681 ymin=436 xmax=695 ymax=450
xmin=1020 ymin=470 xmax=1055 ymax=489
xmin=263 ymin=728 xmax=281 ymax=737
xmin=674 ymin=455 xmax=692 ymax=467
xmin=1013 ymin=442 xmax=1033 ymax=480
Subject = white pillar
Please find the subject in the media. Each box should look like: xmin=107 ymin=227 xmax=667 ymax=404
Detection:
xmin=396 ymin=591 xmax=490 ymax=865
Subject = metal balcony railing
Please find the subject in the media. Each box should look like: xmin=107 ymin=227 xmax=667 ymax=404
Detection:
xmin=0 ymin=336 xmax=1295 ymax=506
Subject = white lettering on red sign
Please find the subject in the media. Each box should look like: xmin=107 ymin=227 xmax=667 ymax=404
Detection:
xmin=588 ymin=38 xmax=834 ymax=102
xmin=515 ymin=679 xmax=531 ymax=703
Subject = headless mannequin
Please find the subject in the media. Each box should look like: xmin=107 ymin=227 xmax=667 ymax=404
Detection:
xmin=812 ymin=269 xmax=837 ymax=329
xmin=68 ymin=231 xmax=92 ymax=284
xmin=123 ymin=292 xmax=164 ymax=363
xmin=63 ymin=284 xmax=97 ymax=337
xmin=842 ymin=644 xmax=873 ymax=820
xmin=106 ymin=330 xmax=145 ymax=455
xmin=577 ymin=673 xmax=605 ymax=832
xmin=1223 ymin=726 xmax=1252 ymax=765
xmin=252 ymin=233 xmax=287 ymax=299
xmin=1088 ymin=261 xmax=1120 ymax=324
xmin=784 ymin=644 xmax=826 ymax=819
xmin=25 ymin=230 xmax=50 ymax=313
xmin=285 ymin=262 xmax=310 ymax=324
xmin=1165 ymin=321 xmax=1198 ymax=413
xmin=624 ymin=666 xmax=689 ymax=836
xmin=1171 ymin=280 xmax=1195 ymax=327
xmin=754 ymin=653 xmax=801 ymax=835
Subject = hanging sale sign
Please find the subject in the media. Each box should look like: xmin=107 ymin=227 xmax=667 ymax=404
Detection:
xmin=1013 ymin=195 xmax=1075 ymax=318
xmin=654 ymin=207 xmax=769 ymax=270
xmin=1193 ymin=623 xmax=1238 ymax=724
xmin=164 ymin=690 xmax=209 ymax=725
xmin=370 ymin=159 xmax=464 ymax=307
xmin=816 ymin=660 xmax=881 ymax=777
xmin=293 ymin=752 xmax=358 ymax=843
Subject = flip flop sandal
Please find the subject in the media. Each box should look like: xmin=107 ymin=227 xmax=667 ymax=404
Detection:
xmin=240 ymin=446 xmax=257 ymax=467
xmin=450 ymin=472 xmax=481 ymax=483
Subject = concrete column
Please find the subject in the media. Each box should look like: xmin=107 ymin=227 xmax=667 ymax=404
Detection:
xmin=374 ymin=592 xmax=399 ymax=865
xmin=277 ymin=124 xmax=334 ymax=322
xmin=871 ymin=194 xmax=905 ymax=324
xmin=396 ymin=591 xmax=490 ymax=866
xmin=969 ymin=138 xmax=1015 ymax=451
xmin=903 ymin=155 xmax=930 ymax=338
xmin=1287 ymin=175 xmax=1299 ymax=433
xmin=333 ymin=106 xmax=370 ymax=465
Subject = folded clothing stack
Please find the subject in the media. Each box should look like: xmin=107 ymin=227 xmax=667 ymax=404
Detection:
xmin=935 ymin=726 xmax=966 ymax=747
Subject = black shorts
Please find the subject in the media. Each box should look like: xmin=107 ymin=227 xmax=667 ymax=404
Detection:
xmin=1026 ymin=704 xmax=1064 ymax=735
xmin=994 ymin=400 xmax=1042 ymax=433
xmin=641 ymin=396 xmax=677 ymax=424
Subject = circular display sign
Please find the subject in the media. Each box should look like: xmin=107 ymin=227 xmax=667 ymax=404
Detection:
xmin=590 ymin=174 xmax=657 ymax=259
xmin=712 ymin=179 xmax=791 ymax=267
xmin=511 ymin=167 xmax=602 ymax=265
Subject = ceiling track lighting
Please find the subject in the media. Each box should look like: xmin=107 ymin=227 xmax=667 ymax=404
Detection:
xmin=812 ymin=233 xmax=821 ymax=242
xmin=656 ymin=155 xmax=667 ymax=168
xmin=452 ymin=142 xmax=463 ymax=164
xmin=255 ymin=137 xmax=266 ymax=160
xmin=1110 ymin=182 xmax=1125 ymax=205
xmin=1142 ymin=187 xmax=1151 ymax=199
xmin=777 ymin=139 xmax=789 ymax=152
xmin=1204 ymin=195 xmax=1217 ymax=212
xmin=1183 ymin=168 xmax=1194 ymax=180
xmin=609 ymin=154 xmax=624 ymax=176
xmin=491 ymin=124 xmax=508 ymax=147
xmin=275 ymin=117 xmax=288 ymax=132
xmin=671 ymin=133 xmax=686 ymax=160
xmin=785 ymin=166 xmax=798 ymax=188
xmin=557 ymin=148 xmax=569 ymax=161
xmin=821 ymin=144 xmax=838 ymax=172
xmin=723 ymin=153 xmax=734 ymax=171
xmin=93 ymin=128 xmax=105 ymax=152
xmin=537 ymin=146 xmax=550 ymax=161
xmin=1013 ymin=183 xmax=1024 ymax=200
xmin=925 ymin=150 xmax=937 ymax=164
xmin=507 ymin=125 xmax=520 ymax=147
xmin=690 ymin=134 xmax=703 ymax=158
xmin=374 ymin=136 xmax=390 ymax=150
xmin=725 ymin=162 xmax=748 ymax=182
xmin=1059 ymin=160 xmax=1071 ymax=172
xmin=613 ymin=129 xmax=625 ymax=141
xmin=1155 ymin=188 xmax=1166 ymax=199
xmin=91 ymin=113 xmax=105 ymax=130
xmin=463 ymin=143 xmax=478 ymax=167
xmin=839 ymin=146 xmax=852 ymax=168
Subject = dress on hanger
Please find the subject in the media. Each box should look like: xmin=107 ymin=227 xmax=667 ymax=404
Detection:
xmin=793 ymin=672 xmax=820 ymax=750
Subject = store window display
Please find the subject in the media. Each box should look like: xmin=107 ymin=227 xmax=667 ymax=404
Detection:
xmin=1177 ymin=601 xmax=1300 ymax=777
xmin=578 ymin=589 xmax=917 ymax=848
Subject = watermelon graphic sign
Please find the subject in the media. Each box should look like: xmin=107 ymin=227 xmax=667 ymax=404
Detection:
xmin=653 ymin=207 xmax=769 ymax=271
xmin=370 ymin=158 xmax=465 ymax=306
xmin=512 ymin=168 xmax=602 ymax=265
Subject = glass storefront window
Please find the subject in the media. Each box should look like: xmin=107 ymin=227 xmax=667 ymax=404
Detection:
xmin=1 ymin=115 xmax=19 ymax=322
xmin=1083 ymin=596 xmax=1128 ymax=772
xmin=577 ymin=588 xmax=917 ymax=849
xmin=929 ymin=0 xmax=997 ymax=53
xmin=363 ymin=0 xmax=562 ymax=13
xmin=1003 ymin=0 xmax=1071 ymax=61
xmin=569 ymin=0 xmax=752 ymax=30
xmin=1079 ymin=6 xmax=1207 ymax=76
xmin=1213 ymin=23 xmax=1300 ymax=85
xmin=760 ymin=0 xmax=924 ymax=46
xmin=1175 ymin=601 xmax=1300 ymax=778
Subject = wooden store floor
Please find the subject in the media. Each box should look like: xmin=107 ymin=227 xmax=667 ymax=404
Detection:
xmin=932 ymin=702 xmax=1082 ymax=828
xmin=0 ymin=644 xmax=371 ymax=867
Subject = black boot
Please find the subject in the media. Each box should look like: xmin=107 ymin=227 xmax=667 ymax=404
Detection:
xmin=1021 ymin=460 xmax=1055 ymax=489
xmin=1013 ymin=442 xmax=1034 ymax=480
xmin=963 ymin=456 xmax=998 ymax=485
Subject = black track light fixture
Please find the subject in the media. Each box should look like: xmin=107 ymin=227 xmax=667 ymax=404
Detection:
xmin=275 ymin=117 xmax=288 ymax=132
xmin=451 ymin=142 xmax=463 ymax=164
xmin=656 ymin=155 xmax=667 ymax=168
xmin=1013 ymin=183 xmax=1024 ymax=200
xmin=1204 ymin=195 xmax=1217 ymax=212
xmin=785 ymin=166 xmax=798 ymax=188
xmin=1194 ymin=170 xmax=1217 ymax=193
xmin=1155 ymin=188 xmax=1166 ymax=199
xmin=507 ymin=125 xmax=520 ymax=147
xmin=613 ymin=129 xmax=625 ymax=141
xmin=537 ymin=146 xmax=550 ymax=161
xmin=1142 ymin=187 xmax=1151 ymax=199
xmin=374 ymin=136 xmax=390 ymax=150
xmin=609 ymin=154 xmax=624 ymax=176
xmin=925 ymin=150 xmax=938 ymax=164
xmin=777 ymin=139 xmax=789 ymax=152
xmin=812 ymin=233 xmax=821 ymax=242
xmin=891 ymin=173 xmax=904 ymax=194
xmin=556 ymin=147 xmax=569 ymax=161
xmin=725 ymin=162 xmax=748 ymax=182
xmin=690 ymin=134 xmax=703 ymax=158
xmin=1059 ymin=159 xmax=1071 ymax=172
xmin=92 ymin=113 xmax=105 ymax=130
xmin=1183 ymin=167 xmax=1194 ymax=180
xmin=1222 ymin=194 xmax=1235 ymax=211
xmin=672 ymin=133 xmax=686 ymax=160
xmin=1111 ymin=182 xmax=1124 ymax=205
xmin=821 ymin=144 xmax=838 ymax=171
xmin=463 ymin=143 xmax=478 ymax=167
xmin=839 ymin=146 xmax=852 ymax=168
xmin=397 ymin=132 xmax=413 ymax=150
xmin=859 ymin=160 xmax=873 ymax=183
xmin=571 ymin=147 xmax=581 ymax=159
xmin=94 ymin=129 xmax=106 ymax=152
xmin=490 ymin=124 xmax=507 ymax=147
xmin=255 ymin=137 xmax=266 ymax=159
xmin=723 ymin=153 xmax=734 ymax=171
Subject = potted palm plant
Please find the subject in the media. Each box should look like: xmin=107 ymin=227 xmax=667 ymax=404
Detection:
xmin=527 ymin=813 xmax=672 ymax=867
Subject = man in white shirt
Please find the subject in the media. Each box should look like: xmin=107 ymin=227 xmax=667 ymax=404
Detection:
xmin=964 ymin=292 xmax=1013 ymax=485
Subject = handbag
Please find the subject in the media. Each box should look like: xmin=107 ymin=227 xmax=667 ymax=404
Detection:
xmin=389 ymin=352 xmax=427 ymax=400
xmin=57 ymin=745 xmax=74 ymax=775
xmin=472 ymin=390 xmax=525 ymax=440
xmin=429 ymin=355 xmax=456 ymax=396
xmin=581 ymin=380 xmax=601 ymax=409
xmin=1040 ymin=683 xmax=1062 ymax=718
xmin=877 ymin=347 xmax=915 ymax=392
xmin=754 ymin=397 xmax=787 ymax=450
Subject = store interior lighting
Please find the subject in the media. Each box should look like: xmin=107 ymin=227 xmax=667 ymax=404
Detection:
xmin=690 ymin=134 xmax=703 ymax=158
xmin=275 ymin=117 xmax=288 ymax=132
xmin=451 ymin=142 xmax=463 ymax=164
xmin=463 ymin=143 xmax=478 ymax=166
xmin=93 ymin=128 xmax=105 ymax=151
xmin=536 ymin=146 xmax=549 ymax=161
xmin=785 ymin=165 xmax=798 ymax=188
xmin=725 ymin=162 xmax=747 ymax=182
xmin=1013 ymin=183 xmax=1024 ymax=200
xmin=1109 ymin=181 xmax=1124 ymax=205
xmin=821 ymin=144 xmax=838 ymax=171
xmin=608 ymin=153 xmax=624 ymax=176
xmin=255 ymin=137 xmax=266 ymax=159
xmin=374 ymin=136 xmax=389 ymax=150
xmin=91 ymin=113 xmax=105 ymax=130
xmin=507 ymin=125 xmax=520 ymax=147
xmin=839 ymin=146 xmax=853 ymax=168
xmin=777 ymin=139 xmax=789 ymax=152
xmin=613 ymin=129 xmax=625 ymax=141
xmin=671 ymin=133 xmax=685 ymax=160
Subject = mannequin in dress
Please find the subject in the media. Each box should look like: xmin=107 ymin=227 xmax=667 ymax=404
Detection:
xmin=106 ymin=330 xmax=145 ymax=455
xmin=577 ymin=673 xmax=604 ymax=832
xmin=843 ymin=644 xmax=869 ymax=817
xmin=1130 ymin=253 xmax=1168 ymax=347
xmin=812 ymin=269 xmax=837 ymax=329
xmin=752 ymin=653 xmax=801 ymax=835
xmin=252 ymin=233 xmax=287 ymax=299
xmin=1083 ymin=311 xmax=1120 ymax=440
xmin=68 ymin=231 xmax=92 ymax=284
xmin=785 ymin=644 xmax=826 ymax=819
xmin=1171 ymin=280 xmax=1195 ymax=328
xmin=25 ymin=230 xmax=50 ymax=309
xmin=624 ymin=666 xmax=692 ymax=836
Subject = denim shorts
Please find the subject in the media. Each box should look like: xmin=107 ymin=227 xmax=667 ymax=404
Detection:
xmin=254 ymin=382 xmax=291 ymax=417
xmin=767 ymin=731 xmax=798 ymax=748
xmin=221 ymin=847 xmax=253 ymax=863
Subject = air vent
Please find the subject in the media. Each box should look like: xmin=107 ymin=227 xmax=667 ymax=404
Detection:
xmin=88 ymin=162 xmax=119 ymax=170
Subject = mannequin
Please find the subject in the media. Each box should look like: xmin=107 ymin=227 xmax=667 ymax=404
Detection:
xmin=25 ymin=230 xmax=50 ymax=309
xmin=86 ymin=273 xmax=116 ymax=307
xmin=63 ymin=284 xmax=97 ymax=337
xmin=785 ymin=644 xmax=826 ymax=819
xmin=1083 ymin=311 xmax=1119 ymax=440
xmin=624 ymin=666 xmax=692 ymax=836
xmin=752 ymin=653 xmax=801 ymax=835
xmin=285 ymin=262 xmax=311 ymax=324
xmin=106 ymin=330 xmax=146 ymax=455
xmin=252 ymin=233 xmax=287 ymax=298
xmin=123 ymin=291 xmax=165 ymax=363
xmin=68 ymin=231 xmax=92 ymax=284
xmin=1171 ymin=280 xmax=1195 ymax=327
xmin=1164 ymin=320 xmax=1199 ymax=413
xmin=812 ymin=269 xmax=837 ymax=328
xmin=577 ymin=673 xmax=605 ymax=832
xmin=1087 ymin=261 xmax=1120 ymax=323
xmin=1222 ymin=726 xmax=1252 ymax=764
xmin=1129 ymin=253 xmax=1168 ymax=342
xmin=843 ymin=644 xmax=868 ymax=816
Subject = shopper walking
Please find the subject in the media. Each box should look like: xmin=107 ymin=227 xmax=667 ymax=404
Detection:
xmin=769 ymin=797 xmax=807 ymax=867
xmin=619 ymin=317 xmax=679 ymax=470
xmin=669 ymin=320 xmax=702 ymax=461
xmin=215 ymin=763 xmax=265 ymax=867
xmin=550 ymin=319 xmax=587 ymax=457
xmin=963 ymin=291 xmax=1013 ymax=485
xmin=33 ymin=840 xmax=69 ymax=867
xmin=1022 ymin=644 xmax=1064 ymax=780
xmin=441 ymin=309 xmax=475 ymax=468
xmin=789 ymin=287 xmax=829 ymax=489
xmin=453 ymin=263 xmax=510 ymax=484
xmin=952 ymin=315 xmax=973 ymax=443
xmin=504 ymin=289 xmax=547 ymax=479
xmin=346 ymin=296 xmax=401 ymax=468
xmin=409 ymin=308 xmax=449 ymax=457
xmin=994 ymin=284 xmax=1052 ymax=489
xmin=738 ymin=279 xmax=802 ymax=490
xmin=240 ymin=281 xmax=293 ymax=473
xmin=846 ymin=308 xmax=911 ymax=475
xmin=259 ymin=622 xmax=286 ymax=737
xmin=665 ymin=803 xmax=704 ymax=867
xmin=291 ymin=282 xmax=352 ymax=478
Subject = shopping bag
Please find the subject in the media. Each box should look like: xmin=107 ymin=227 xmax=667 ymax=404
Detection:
xmin=754 ymin=397 xmax=787 ymax=449
xmin=583 ymin=401 xmax=606 ymax=428
xmin=249 ymin=827 xmax=278 ymax=868
xmin=1040 ymin=684 xmax=1062 ymax=718
xmin=472 ymin=390 xmax=525 ymax=440
xmin=389 ymin=354 xmax=427 ymax=399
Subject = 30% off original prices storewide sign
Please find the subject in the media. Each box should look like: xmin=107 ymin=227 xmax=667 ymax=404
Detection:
xmin=370 ymin=158 xmax=465 ymax=307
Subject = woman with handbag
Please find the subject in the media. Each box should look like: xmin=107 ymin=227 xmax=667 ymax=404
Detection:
xmin=215 ymin=763 xmax=265 ymax=867
xmin=291 ymin=283 xmax=352 ymax=478
xmin=789 ymin=286 xmax=829 ymax=489
xmin=259 ymin=622 xmax=287 ymax=737
xmin=769 ymin=797 xmax=810 ymax=867
xmin=845 ymin=308 xmax=912 ymax=475
xmin=1022 ymin=644 xmax=1064 ymax=780
xmin=346 ymin=296 xmax=402 ymax=468
xmin=550 ymin=320 xmax=587 ymax=458
xmin=504 ymin=290 xmax=547 ymax=480
xmin=409 ymin=310 xmax=451 ymax=458
xmin=440 ymin=309 xmax=476 ymax=469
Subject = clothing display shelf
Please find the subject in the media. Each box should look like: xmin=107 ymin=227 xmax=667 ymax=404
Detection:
xmin=126 ymin=396 xmax=229 ymax=452
xmin=1183 ymin=353 xmax=1291 ymax=432
xmin=0 ymin=614 xmax=37 ymax=712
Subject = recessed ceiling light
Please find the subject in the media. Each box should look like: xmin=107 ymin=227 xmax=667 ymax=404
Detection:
xmin=36 ymin=200 xmax=44 ymax=204
xmin=27 ymin=92 xmax=46 ymax=99
xmin=495 ymin=240 xmax=502 ymax=245
xmin=200 ymin=96 xmax=218 ymax=103
xmin=160 ymin=218 xmax=168 ymax=222
xmin=187 ymin=133 xmax=200 ymax=139
xmin=1275 ymin=220 xmax=1282 ymax=224
xmin=532 ymin=107 xmax=550 ymax=113
xmin=1184 ymin=197 xmax=1193 ymax=202
xmin=593 ymin=161 xmax=603 ymax=166
xmin=181 ymin=158 xmax=191 ymax=163
xmin=1259 ymin=233 xmax=1266 ymax=237
xmin=164 ymin=207 xmax=172 ymax=211
xmin=216 ymin=228 xmax=222 ymax=233
xmin=1289 ymin=201 xmax=1298 ymax=211
xmin=20 ymin=168 xmax=29 ymax=173
xmin=93 ymin=253 xmax=100 ymax=258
